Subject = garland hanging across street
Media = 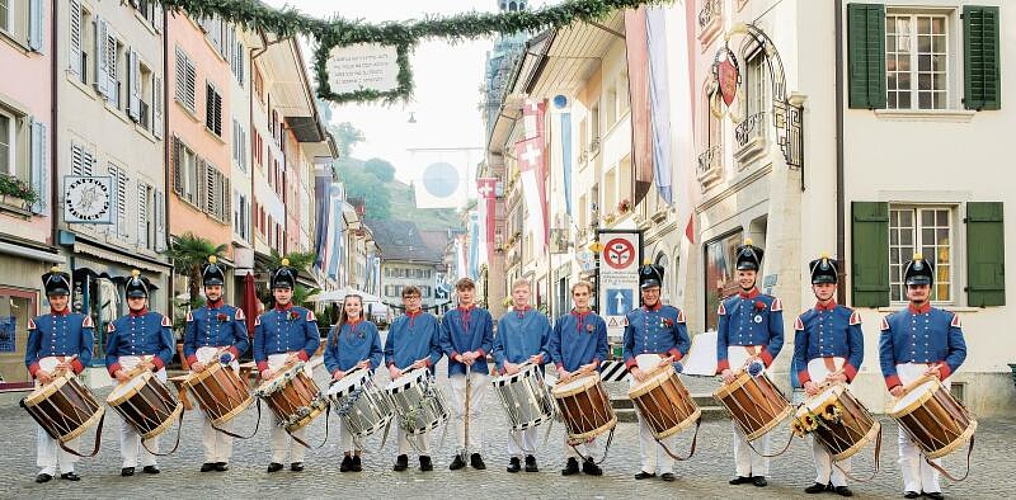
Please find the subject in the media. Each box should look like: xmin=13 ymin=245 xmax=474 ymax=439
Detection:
xmin=156 ymin=0 xmax=669 ymax=104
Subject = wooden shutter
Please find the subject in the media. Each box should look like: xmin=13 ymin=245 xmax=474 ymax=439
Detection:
xmin=846 ymin=3 xmax=887 ymax=109
xmin=128 ymin=49 xmax=141 ymax=121
xmin=172 ymin=137 xmax=182 ymax=195
xmin=95 ymin=17 xmax=109 ymax=97
xmin=851 ymin=201 xmax=890 ymax=307
xmin=963 ymin=6 xmax=1001 ymax=110
xmin=29 ymin=0 xmax=45 ymax=53
xmin=137 ymin=182 xmax=149 ymax=249
xmin=117 ymin=167 xmax=129 ymax=238
xmin=153 ymin=75 xmax=163 ymax=138
xmin=154 ymin=189 xmax=166 ymax=251
xmin=70 ymin=143 xmax=84 ymax=176
xmin=30 ymin=119 xmax=48 ymax=215
xmin=69 ymin=0 xmax=82 ymax=75
xmin=106 ymin=30 xmax=118 ymax=105
xmin=965 ymin=202 xmax=1005 ymax=306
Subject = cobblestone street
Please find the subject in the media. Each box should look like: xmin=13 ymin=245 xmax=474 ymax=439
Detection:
xmin=0 ymin=359 xmax=1009 ymax=500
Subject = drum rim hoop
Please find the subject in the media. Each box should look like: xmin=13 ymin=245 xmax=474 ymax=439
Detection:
xmin=628 ymin=365 xmax=681 ymax=399
xmin=106 ymin=371 xmax=154 ymax=406
xmin=566 ymin=415 xmax=617 ymax=442
xmin=58 ymin=406 xmax=105 ymax=443
xmin=137 ymin=402 xmax=183 ymax=440
xmin=922 ymin=420 xmax=977 ymax=459
xmin=742 ymin=404 xmax=793 ymax=441
xmin=552 ymin=372 xmax=601 ymax=397
xmin=209 ymin=394 xmax=254 ymax=426
xmin=713 ymin=369 xmax=759 ymax=399
xmin=825 ymin=420 xmax=881 ymax=462
xmin=24 ymin=373 xmax=73 ymax=405
xmin=888 ymin=383 xmax=939 ymax=418
xmin=653 ymin=407 xmax=702 ymax=440
xmin=797 ymin=383 xmax=847 ymax=415
xmin=183 ymin=360 xmax=224 ymax=387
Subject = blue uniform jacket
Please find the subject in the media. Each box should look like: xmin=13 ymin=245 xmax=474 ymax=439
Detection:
xmin=792 ymin=302 xmax=864 ymax=384
xmin=323 ymin=319 xmax=383 ymax=374
xmin=622 ymin=303 xmax=691 ymax=370
xmin=105 ymin=309 xmax=175 ymax=375
xmin=384 ymin=311 xmax=443 ymax=371
xmin=878 ymin=303 xmax=966 ymax=390
xmin=492 ymin=307 xmax=552 ymax=373
xmin=439 ymin=306 xmax=494 ymax=376
xmin=253 ymin=304 xmax=321 ymax=373
xmin=549 ymin=310 xmax=608 ymax=373
xmin=25 ymin=311 xmax=95 ymax=377
xmin=716 ymin=288 xmax=784 ymax=372
xmin=183 ymin=301 xmax=249 ymax=365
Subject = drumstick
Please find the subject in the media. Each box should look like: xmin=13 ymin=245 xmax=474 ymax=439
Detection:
xmin=51 ymin=355 xmax=79 ymax=379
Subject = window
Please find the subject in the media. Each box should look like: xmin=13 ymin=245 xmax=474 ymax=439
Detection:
xmin=0 ymin=0 xmax=10 ymax=32
xmin=174 ymin=47 xmax=196 ymax=113
xmin=136 ymin=0 xmax=163 ymax=31
xmin=889 ymin=206 xmax=953 ymax=303
xmin=72 ymin=4 xmax=94 ymax=85
xmin=204 ymin=164 xmax=230 ymax=223
xmin=886 ymin=13 xmax=948 ymax=110
xmin=234 ymin=190 xmax=250 ymax=241
xmin=232 ymin=119 xmax=247 ymax=171
xmin=745 ymin=45 xmax=766 ymax=121
xmin=205 ymin=82 xmax=222 ymax=136
xmin=230 ymin=31 xmax=245 ymax=86
xmin=0 ymin=111 xmax=11 ymax=175
xmin=113 ymin=38 xmax=126 ymax=109
xmin=173 ymin=138 xmax=198 ymax=205
xmin=0 ymin=288 xmax=38 ymax=387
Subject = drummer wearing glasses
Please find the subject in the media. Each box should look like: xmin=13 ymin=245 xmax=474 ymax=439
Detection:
xmin=793 ymin=255 xmax=863 ymax=497
xmin=879 ymin=253 xmax=966 ymax=500
xmin=623 ymin=263 xmax=690 ymax=483
xmin=492 ymin=279 xmax=552 ymax=473
xmin=25 ymin=267 xmax=95 ymax=483
xmin=384 ymin=286 xmax=443 ymax=472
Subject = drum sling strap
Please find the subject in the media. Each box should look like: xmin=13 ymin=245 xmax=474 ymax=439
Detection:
xmin=737 ymin=370 xmax=795 ymax=459
xmin=141 ymin=408 xmax=186 ymax=456
xmin=20 ymin=398 xmax=106 ymax=458
xmin=656 ymin=416 xmax=702 ymax=461
xmin=568 ymin=427 xmax=615 ymax=465
xmin=288 ymin=406 xmax=331 ymax=450
xmin=925 ymin=435 xmax=975 ymax=482
xmin=211 ymin=398 xmax=263 ymax=439
xmin=831 ymin=426 xmax=883 ymax=482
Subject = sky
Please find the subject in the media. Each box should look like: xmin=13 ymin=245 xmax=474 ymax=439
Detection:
xmin=261 ymin=0 xmax=547 ymax=190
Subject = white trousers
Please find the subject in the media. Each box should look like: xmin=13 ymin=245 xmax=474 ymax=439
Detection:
xmin=507 ymin=427 xmax=538 ymax=458
xmin=397 ymin=427 xmax=431 ymax=456
xmin=338 ymin=420 xmax=357 ymax=453
xmin=267 ymin=353 xmax=307 ymax=464
xmin=195 ymin=347 xmax=237 ymax=463
xmin=448 ymin=372 xmax=488 ymax=453
xmin=732 ymin=421 xmax=769 ymax=477
xmin=897 ymin=363 xmax=947 ymax=494
xmin=564 ymin=436 xmax=601 ymax=460
xmin=631 ymin=354 xmax=676 ymax=474
xmin=814 ymin=436 xmax=851 ymax=486
xmin=115 ymin=356 xmax=167 ymax=468
xmin=34 ymin=357 xmax=80 ymax=474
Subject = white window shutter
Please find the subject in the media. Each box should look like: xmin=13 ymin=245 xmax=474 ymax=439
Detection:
xmin=106 ymin=165 xmax=118 ymax=234
xmin=154 ymin=189 xmax=166 ymax=251
xmin=107 ymin=31 xmax=118 ymax=105
xmin=71 ymin=143 xmax=84 ymax=176
xmin=128 ymin=49 xmax=141 ymax=121
xmin=153 ymin=4 xmax=163 ymax=33
xmin=117 ymin=169 xmax=129 ymax=239
xmin=153 ymin=75 xmax=163 ymax=138
xmin=29 ymin=0 xmax=45 ymax=53
xmin=95 ymin=18 xmax=109 ymax=97
xmin=30 ymin=119 xmax=48 ymax=215
xmin=83 ymin=149 xmax=94 ymax=176
xmin=69 ymin=0 xmax=82 ymax=75
xmin=137 ymin=182 xmax=149 ymax=249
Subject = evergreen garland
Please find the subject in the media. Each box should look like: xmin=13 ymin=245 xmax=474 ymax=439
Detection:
xmin=157 ymin=0 xmax=669 ymax=103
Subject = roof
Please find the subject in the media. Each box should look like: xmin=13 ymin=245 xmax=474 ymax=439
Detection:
xmin=366 ymin=219 xmax=443 ymax=264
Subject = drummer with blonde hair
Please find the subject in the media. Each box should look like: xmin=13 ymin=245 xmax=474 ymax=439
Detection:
xmin=25 ymin=267 xmax=95 ymax=483
xmin=549 ymin=280 xmax=608 ymax=477
xmin=792 ymin=254 xmax=863 ymax=497
xmin=492 ymin=279 xmax=552 ymax=473
xmin=879 ymin=253 xmax=966 ymax=500
xmin=623 ymin=263 xmax=690 ymax=483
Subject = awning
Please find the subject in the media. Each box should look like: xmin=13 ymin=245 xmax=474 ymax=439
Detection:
xmin=74 ymin=241 xmax=171 ymax=274
xmin=0 ymin=240 xmax=65 ymax=264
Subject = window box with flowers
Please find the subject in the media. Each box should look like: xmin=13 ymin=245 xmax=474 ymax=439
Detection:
xmin=0 ymin=173 xmax=39 ymax=212
xmin=617 ymin=199 xmax=632 ymax=214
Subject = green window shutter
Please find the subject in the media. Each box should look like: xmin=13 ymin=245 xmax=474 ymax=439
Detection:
xmin=852 ymin=201 xmax=890 ymax=307
xmin=963 ymin=6 xmax=1001 ymax=110
xmin=965 ymin=202 xmax=1005 ymax=306
xmin=847 ymin=3 xmax=887 ymax=109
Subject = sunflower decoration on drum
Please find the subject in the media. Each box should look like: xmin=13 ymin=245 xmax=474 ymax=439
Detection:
xmin=821 ymin=401 xmax=845 ymax=424
xmin=792 ymin=412 xmax=821 ymax=437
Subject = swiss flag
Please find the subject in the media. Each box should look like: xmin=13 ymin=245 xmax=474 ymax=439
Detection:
xmin=478 ymin=178 xmax=497 ymax=262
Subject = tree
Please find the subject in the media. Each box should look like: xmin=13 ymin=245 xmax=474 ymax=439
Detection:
xmin=336 ymin=161 xmax=392 ymax=219
xmin=331 ymin=122 xmax=364 ymax=159
xmin=164 ymin=233 xmax=228 ymax=308
xmin=364 ymin=157 xmax=395 ymax=182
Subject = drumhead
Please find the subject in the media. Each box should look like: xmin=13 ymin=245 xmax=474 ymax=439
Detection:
xmin=108 ymin=372 xmax=148 ymax=402
xmin=553 ymin=372 xmax=597 ymax=396
xmin=805 ymin=385 xmax=844 ymax=412
xmin=492 ymin=363 xmax=537 ymax=387
xmin=892 ymin=380 xmax=937 ymax=413
xmin=328 ymin=368 xmax=368 ymax=398
xmin=387 ymin=368 xmax=426 ymax=394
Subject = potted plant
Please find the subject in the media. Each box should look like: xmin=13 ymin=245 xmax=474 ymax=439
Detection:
xmin=0 ymin=173 xmax=39 ymax=208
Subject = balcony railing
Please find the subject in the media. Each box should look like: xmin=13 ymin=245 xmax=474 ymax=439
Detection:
xmin=735 ymin=111 xmax=767 ymax=148
xmin=698 ymin=0 xmax=722 ymax=31
xmin=697 ymin=144 xmax=722 ymax=182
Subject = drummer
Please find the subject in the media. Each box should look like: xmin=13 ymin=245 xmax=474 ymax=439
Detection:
xmin=25 ymin=267 xmax=95 ymax=483
xmin=623 ymin=263 xmax=690 ymax=483
xmin=323 ymin=294 xmax=383 ymax=473
xmin=105 ymin=270 xmax=175 ymax=477
xmin=183 ymin=255 xmax=250 ymax=473
xmin=879 ymin=253 xmax=966 ymax=500
xmin=492 ymin=279 xmax=552 ymax=473
xmin=549 ymin=280 xmax=608 ymax=477
xmin=439 ymin=277 xmax=493 ymax=471
xmin=792 ymin=254 xmax=863 ymax=497
xmin=384 ymin=285 xmax=443 ymax=472
xmin=253 ymin=259 xmax=322 ymax=473
xmin=716 ymin=239 xmax=784 ymax=487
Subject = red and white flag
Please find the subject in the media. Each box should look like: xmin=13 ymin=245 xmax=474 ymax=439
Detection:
xmin=477 ymin=177 xmax=498 ymax=262
xmin=517 ymin=99 xmax=548 ymax=253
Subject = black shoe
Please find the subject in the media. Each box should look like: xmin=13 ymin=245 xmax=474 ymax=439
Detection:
xmin=835 ymin=486 xmax=854 ymax=497
xmin=752 ymin=476 xmax=768 ymax=487
xmin=729 ymin=476 xmax=752 ymax=485
xmin=805 ymin=483 xmax=828 ymax=494
xmin=661 ymin=473 xmax=676 ymax=482
xmin=35 ymin=473 xmax=52 ymax=483
xmin=142 ymin=465 xmax=160 ymax=475
xmin=351 ymin=455 xmax=362 ymax=472
xmin=214 ymin=462 xmax=228 ymax=472
xmin=561 ymin=457 xmax=580 ymax=476
xmin=924 ymin=493 xmax=944 ymax=500
xmin=507 ymin=457 xmax=521 ymax=473
xmin=635 ymin=471 xmax=656 ymax=480
xmin=59 ymin=472 xmax=81 ymax=481
xmin=267 ymin=462 xmax=284 ymax=473
xmin=340 ymin=455 xmax=352 ymax=472
xmin=903 ymin=493 xmax=920 ymax=499
xmin=419 ymin=456 xmax=433 ymax=472
xmin=582 ymin=458 xmax=602 ymax=476
xmin=121 ymin=467 xmax=135 ymax=477
xmin=393 ymin=455 xmax=409 ymax=472
xmin=449 ymin=455 xmax=466 ymax=470
xmin=524 ymin=455 xmax=538 ymax=473
xmin=470 ymin=453 xmax=486 ymax=470
xmin=201 ymin=463 xmax=216 ymax=473
xmin=290 ymin=462 xmax=304 ymax=472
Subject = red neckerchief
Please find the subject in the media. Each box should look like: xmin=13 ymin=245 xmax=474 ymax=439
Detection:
xmin=129 ymin=307 xmax=149 ymax=317
xmin=275 ymin=302 xmax=293 ymax=312
xmin=406 ymin=309 xmax=421 ymax=326
xmin=457 ymin=305 xmax=473 ymax=332
xmin=514 ymin=306 xmax=530 ymax=319
xmin=346 ymin=317 xmax=362 ymax=336
xmin=207 ymin=298 xmax=224 ymax=309
xmin=50 ymin=307 xmax=70 ymax=316
xmin=814 ymin=300 xmax=837 ymax=312
xmin=571 ymin=308 xmax=591 ymax=332
xmin=908 ymin=302 xmax=931 ymax=314
xmin=644 ymin=302 xmax=662 ymax=312
xmin=739 ymin=288 xmax=760 ymax=299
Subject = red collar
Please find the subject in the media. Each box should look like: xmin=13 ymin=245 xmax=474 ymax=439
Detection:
xmin=513 ymin=306 xmax=531 ymax=313
xmin=571 ymin=308 xmax=591 ymax=318
xmin=644 ymin=302 xmax=662 ymax=312
xmin=457 ymin=305 xmax=474 ymax=313
xmin=129 ymin=308 xmax=149 ymax=317
xmin=405 ymin=309 xmax=422 ymax=318
xmin=908 ymin=302 xmax=932 ymax=314
xmin=739 ymin=288 xmax=760 ymax=299
xmin=275 ymin=302 xmax=293 ymax=312
xmin=346 ymin=317 xmax=363 ymax=326
xmin=50 ymin=308 xmax=70 ymax=316
xmin=207 ymin=299 xmax=224 ymax=309
xmin=814 ymin=300 xmax=837 ymax=312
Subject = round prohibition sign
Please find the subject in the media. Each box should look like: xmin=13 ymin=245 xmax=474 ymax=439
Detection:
xmin=603 ymin=238 xmax=636 ymax=270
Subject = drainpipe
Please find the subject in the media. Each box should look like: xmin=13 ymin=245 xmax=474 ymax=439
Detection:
xmin=50 ymin=0 xmax=59 ymax=243
xmin=835 ymin=0 xmax=846 ymax=300
xmin=163 ymin=6 xmax=173 ymax=313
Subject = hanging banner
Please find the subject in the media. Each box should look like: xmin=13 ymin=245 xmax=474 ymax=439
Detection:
xmin=596 ymin=229 xmax=642 ymax=342
xmin=327 ymin=43 xmax=400 ymax=95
